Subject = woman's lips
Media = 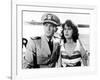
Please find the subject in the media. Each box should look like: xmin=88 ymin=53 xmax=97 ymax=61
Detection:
xmin=65 ymin=34 xmax=69 ymax=36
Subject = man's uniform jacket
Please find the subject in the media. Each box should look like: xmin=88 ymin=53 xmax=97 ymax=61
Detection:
xmin=23 ymin=35 xmax=60 ymax=68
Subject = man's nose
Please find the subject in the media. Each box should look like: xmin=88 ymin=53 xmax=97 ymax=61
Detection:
xmin=47 ymin=26 xmax=51 ymax=30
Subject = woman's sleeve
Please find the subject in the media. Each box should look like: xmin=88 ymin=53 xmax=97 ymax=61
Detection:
xmin=56 ymin=51 xmax=62 ymax=67
xmin=55 ymin=41 xmax=63 ymax=68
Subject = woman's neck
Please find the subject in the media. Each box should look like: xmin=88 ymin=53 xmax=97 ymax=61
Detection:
xmin=66 ymin=38 xmax=74 ymax=44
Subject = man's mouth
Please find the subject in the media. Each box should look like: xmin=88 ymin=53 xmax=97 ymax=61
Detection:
xmin=47 ymin=32 xmax=51 ymax=34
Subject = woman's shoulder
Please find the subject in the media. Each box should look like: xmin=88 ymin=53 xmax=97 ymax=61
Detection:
xmin=74 ymin=39 xmax=86 ymax=53
xmin=60 ymin=39 xmax=66 ymax=52
xmin=60 ymin=39 xmax=64 ymax=45
xmin=74 ymin=39 xmax=82 ymax=51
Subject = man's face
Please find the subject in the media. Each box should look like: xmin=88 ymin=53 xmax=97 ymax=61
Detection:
xmin=44 ymin=23 xmax=56 ymax=38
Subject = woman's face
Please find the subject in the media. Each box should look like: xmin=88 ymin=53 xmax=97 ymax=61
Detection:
xmin=63 ymin=24 xmax=73 ymax=39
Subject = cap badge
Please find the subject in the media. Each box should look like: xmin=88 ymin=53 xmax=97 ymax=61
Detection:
xmin=47 ymin=14 xmax=53 ymax=20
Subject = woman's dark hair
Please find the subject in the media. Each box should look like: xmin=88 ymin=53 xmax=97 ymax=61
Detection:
xmin=61 ymin=20 xmax=79 ymax=43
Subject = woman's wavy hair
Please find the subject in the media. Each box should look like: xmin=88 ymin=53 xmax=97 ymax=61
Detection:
xmin=61 ymin=20 xmax=79 ymax=43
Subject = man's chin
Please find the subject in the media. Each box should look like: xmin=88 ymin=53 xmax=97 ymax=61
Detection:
xmin=45 ymin=34 xmax=53 ymax=37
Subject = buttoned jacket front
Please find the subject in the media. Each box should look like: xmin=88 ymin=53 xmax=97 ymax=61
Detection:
xmin=23 ymin=35 xmax=60 ymax=68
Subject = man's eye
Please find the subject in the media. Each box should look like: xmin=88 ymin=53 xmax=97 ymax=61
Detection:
xmin=68 ymin=28 xmax=72 ymax=30
xmin=44 ymin=24 xmax=48 ymax=26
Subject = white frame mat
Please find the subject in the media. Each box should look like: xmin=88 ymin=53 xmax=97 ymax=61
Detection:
xmin=11 ymin=1 xmax=97 ymax=80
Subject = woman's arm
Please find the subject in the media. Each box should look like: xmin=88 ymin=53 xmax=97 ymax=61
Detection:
xmin=80 ymin=44 xmax=89 ymax=66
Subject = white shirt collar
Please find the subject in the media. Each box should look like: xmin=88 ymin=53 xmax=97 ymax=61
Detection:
xmin=45 ymin=36 xmax=54 ymax=42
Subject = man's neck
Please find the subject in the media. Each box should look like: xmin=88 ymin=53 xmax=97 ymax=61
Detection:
xmin=45 ymin=35 xmax=53 ymax=41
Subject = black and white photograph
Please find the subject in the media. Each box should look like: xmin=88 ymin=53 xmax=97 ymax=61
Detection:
xmin=22 ymin=11 xmax=90 ymax=69
xmin=11 ymin=1 xmax=97 ymax=80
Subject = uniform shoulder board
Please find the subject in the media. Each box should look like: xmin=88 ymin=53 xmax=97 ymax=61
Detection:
xmin=54 ymin=36 xmax=61 ymax=39
xmin=54 ymin=36 xmax=58 ymax=38
xmin=30 ymin=36 xmax=41 ymax=40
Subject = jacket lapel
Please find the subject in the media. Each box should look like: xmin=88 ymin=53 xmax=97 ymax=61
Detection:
xmin=52 ymin=38 xmax=58 ymax=54
xmin=41 ymin=36 xmax=58 ymax=56
xmin=41 ymin=36 xmax=51 ymax=56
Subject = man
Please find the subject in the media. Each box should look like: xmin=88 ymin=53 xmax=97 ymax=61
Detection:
xmin=23 ymin=13 xmax=61 ymax=68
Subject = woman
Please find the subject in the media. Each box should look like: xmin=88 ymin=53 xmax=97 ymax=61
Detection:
xmin=59 ymin=20 xmax=88 ymax=67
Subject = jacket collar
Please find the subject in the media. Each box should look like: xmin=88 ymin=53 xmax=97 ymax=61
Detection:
xmin=41 ymin=35 xmax=58 ymax=55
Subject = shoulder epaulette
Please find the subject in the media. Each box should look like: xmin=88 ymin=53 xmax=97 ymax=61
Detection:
xmin=30 ymin=36 xmax=41 ymax=40
xmin=54 ymin=36 xmax=61 ymax=39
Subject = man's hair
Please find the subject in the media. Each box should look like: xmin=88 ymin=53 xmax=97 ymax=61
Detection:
xmin=43 ymin=22 xmax=58 ymax=32
xmin=61 ymin=20 xmax=79 ymax=43
xmin=43 ymin=22 xmax=57 ymax=27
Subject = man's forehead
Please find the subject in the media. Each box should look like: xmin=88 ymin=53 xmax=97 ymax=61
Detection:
xmin=44 ymin=22 xmax=57 ymax=26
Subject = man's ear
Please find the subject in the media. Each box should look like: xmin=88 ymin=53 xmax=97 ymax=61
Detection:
xmin=54 ymin=27 xmax=58 ymax=32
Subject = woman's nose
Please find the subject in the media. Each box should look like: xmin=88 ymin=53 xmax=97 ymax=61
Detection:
xmin=65 ymin=30 xmax=68 ymax=33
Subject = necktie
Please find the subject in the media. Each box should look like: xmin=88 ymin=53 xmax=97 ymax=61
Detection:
xmin=48 ymin=39 xmax=53 ymax=53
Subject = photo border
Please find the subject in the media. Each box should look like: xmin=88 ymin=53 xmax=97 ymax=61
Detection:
xmin=11 ymin=2 xmax=97 ymax=80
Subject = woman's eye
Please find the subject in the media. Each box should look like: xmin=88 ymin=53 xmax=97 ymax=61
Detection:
xmin=68 ymin=27 xmax=72 ymax=30
xmin=64 ymin=28 xmax=67 ymax=30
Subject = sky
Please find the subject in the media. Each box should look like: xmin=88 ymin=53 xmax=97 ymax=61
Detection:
xmin=22 ymin=11 xmax=90 ymax=51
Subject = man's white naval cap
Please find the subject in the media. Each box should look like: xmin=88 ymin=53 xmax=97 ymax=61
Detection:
xmin=41 ymin=13 xmax=61 ymax=26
